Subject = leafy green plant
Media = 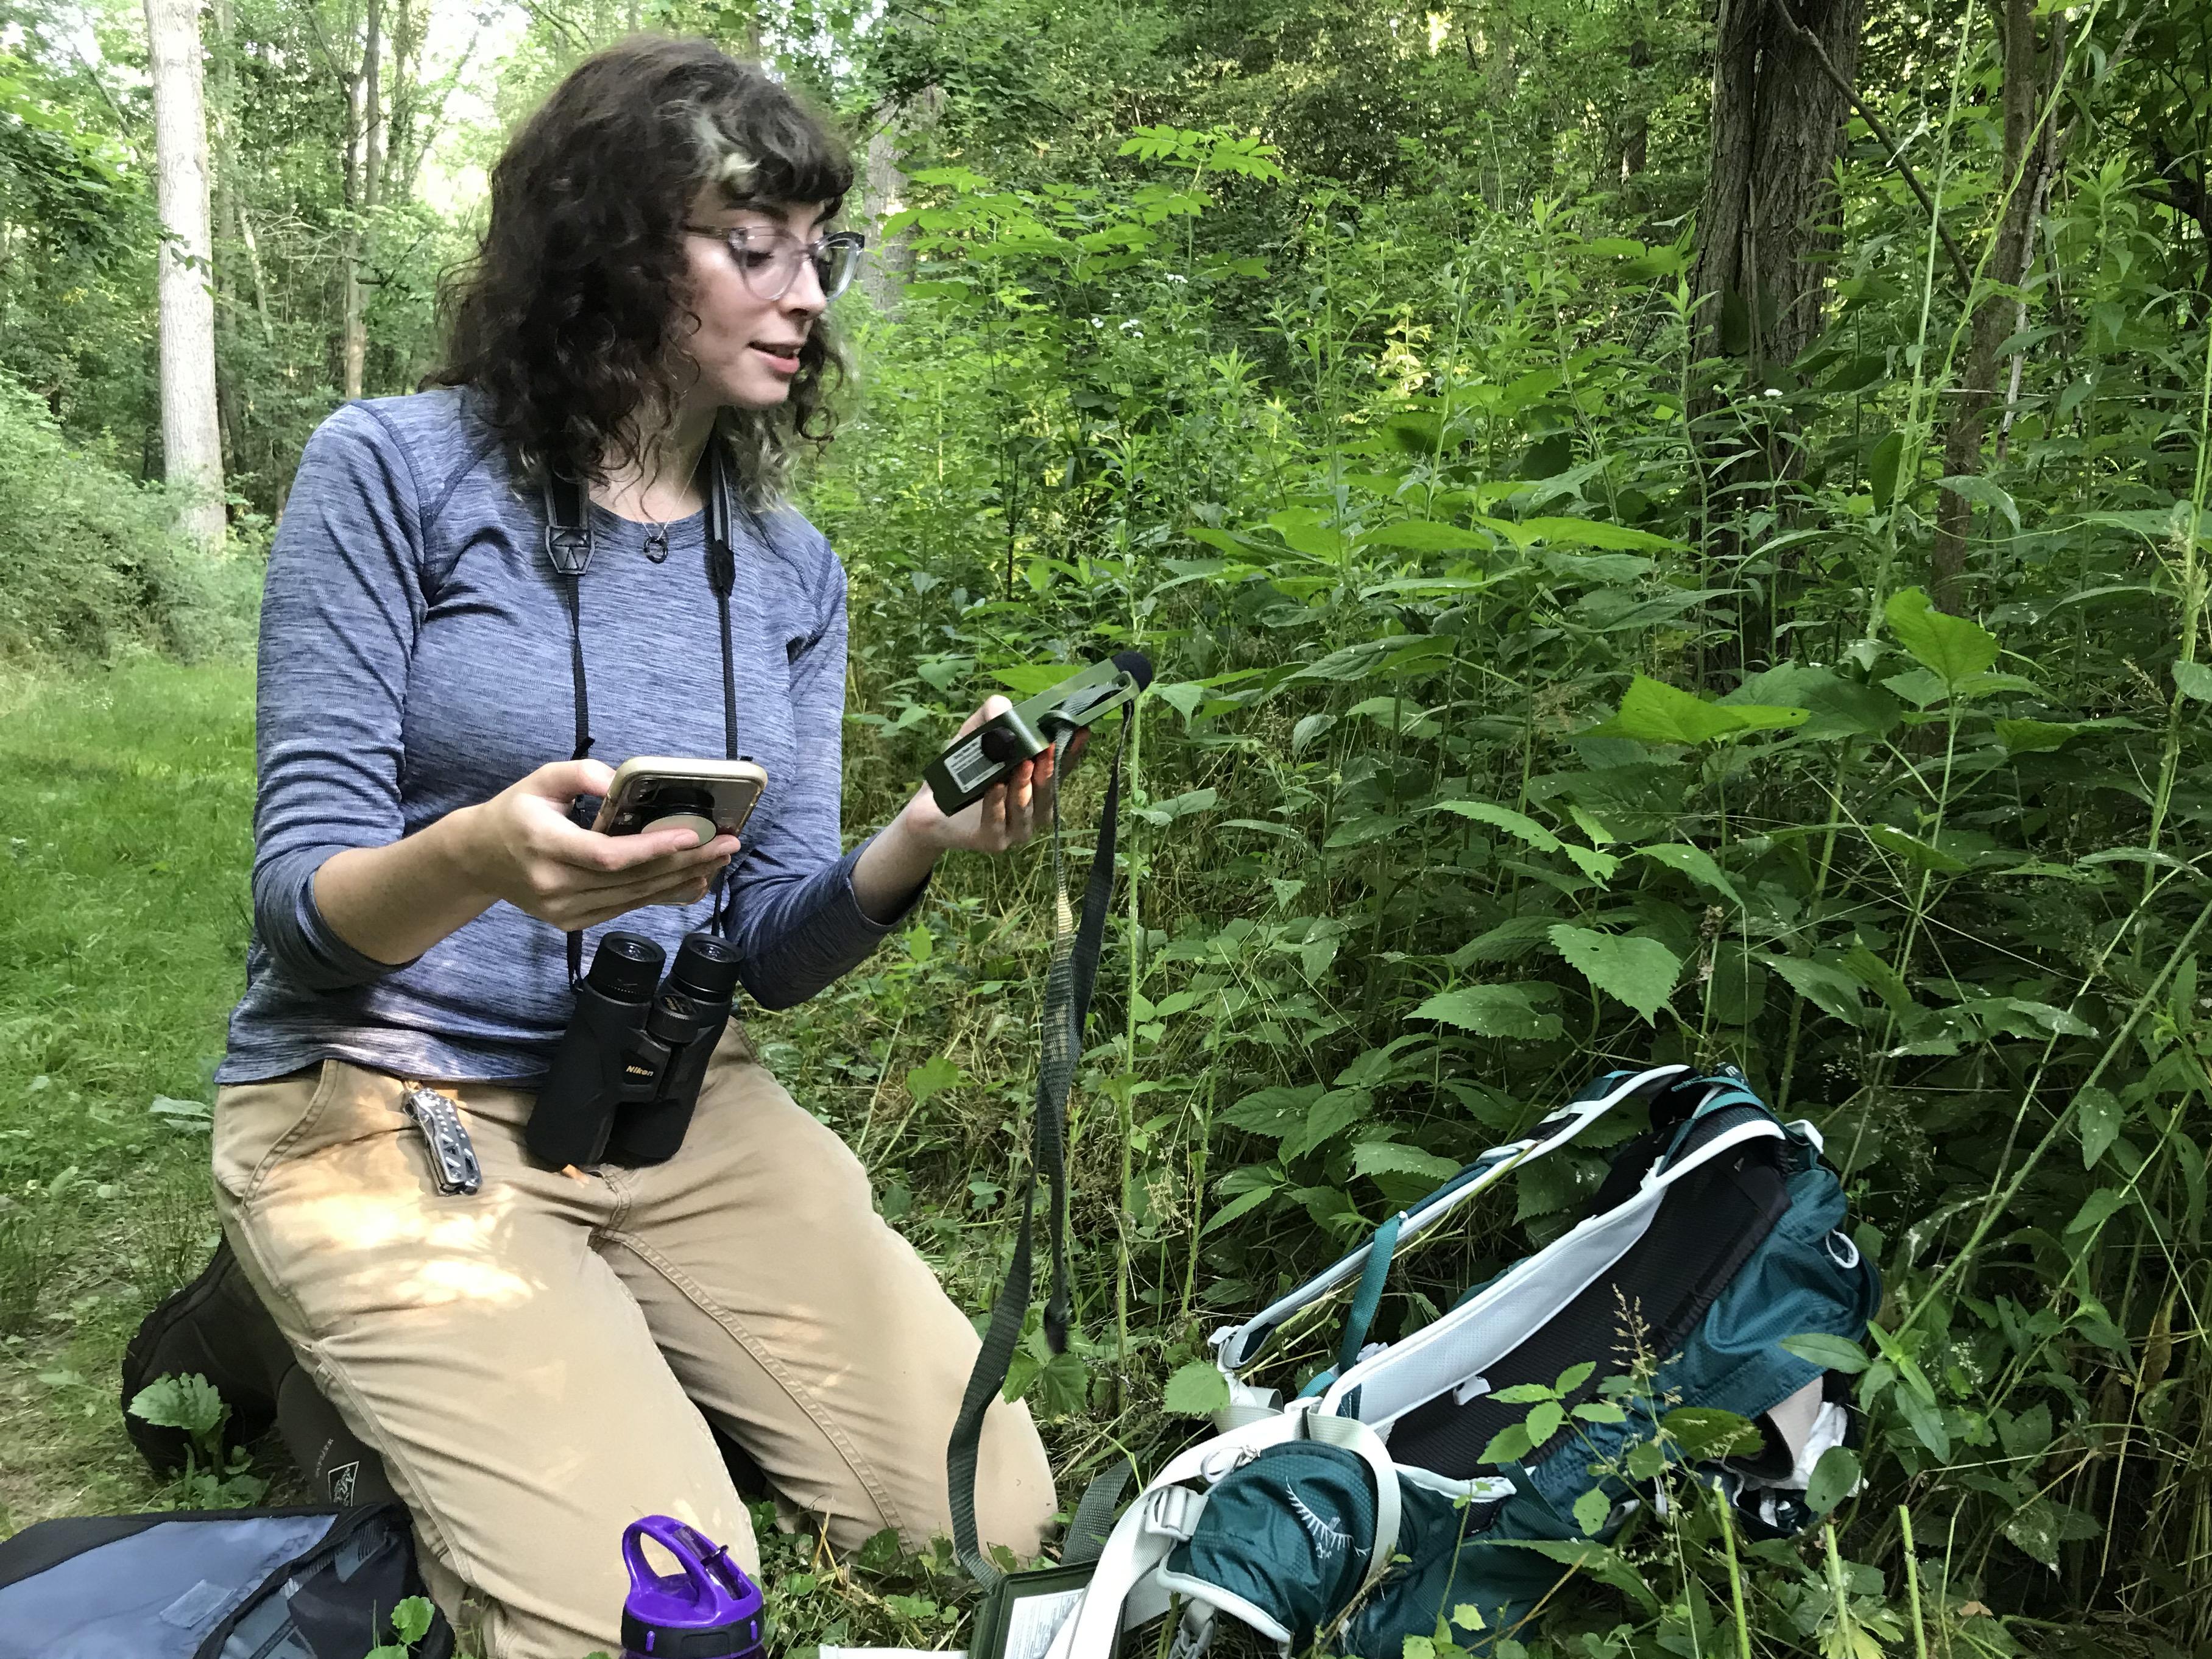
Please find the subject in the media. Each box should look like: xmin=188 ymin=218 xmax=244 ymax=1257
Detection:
xmin=127 ymin=1372 xmax=267 ymax=1509
xmin=362 ymin=1596 xmax=438 ymax=1659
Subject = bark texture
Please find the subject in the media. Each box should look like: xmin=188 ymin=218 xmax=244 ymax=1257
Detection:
xmin=1931 ymin=0 xmax=2061 ymax=611
xmin=144 ymin=0 xmax=226 ymax=551
xmin=1692 ymin=0 xmax=1867 ymax=384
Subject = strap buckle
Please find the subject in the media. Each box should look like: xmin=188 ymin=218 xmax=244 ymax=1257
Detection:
xmin=1143 ymin=1485 xmax=1207 ymax=1543
xmin=545 ymin=523 xmax=592 ymax=577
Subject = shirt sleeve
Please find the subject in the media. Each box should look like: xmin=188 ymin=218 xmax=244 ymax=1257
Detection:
xmin=249 ymin=403 xmax=428 ymax=992
xmin=719 ymin=531 xmax=921 ymax=1008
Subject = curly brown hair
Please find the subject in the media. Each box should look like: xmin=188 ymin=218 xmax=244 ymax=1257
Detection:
xmin=429 ymin=35 xmax=853 ymax=506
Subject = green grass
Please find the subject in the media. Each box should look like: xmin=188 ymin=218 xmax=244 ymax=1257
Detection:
xmin=0 ymin=657 xmax=258 ymax=1531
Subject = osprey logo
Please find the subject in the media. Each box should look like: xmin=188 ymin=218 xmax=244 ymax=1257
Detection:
xmin=328 ymin=1460 xmax=361 ymax=1507
xmin=1288 ymin=1491 xmax=1352 ymax=1560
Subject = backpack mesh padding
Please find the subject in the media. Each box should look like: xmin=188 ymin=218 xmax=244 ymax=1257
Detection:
xmin=1384 ymin=1120 xmax=1790 ymax=1479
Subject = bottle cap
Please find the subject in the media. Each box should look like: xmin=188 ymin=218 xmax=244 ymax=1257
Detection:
xmin=620 ymin=1516 xmax=766 ymax=1659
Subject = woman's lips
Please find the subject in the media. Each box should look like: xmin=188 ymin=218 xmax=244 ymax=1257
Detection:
xmin=750 ymin=342 xmax=802 ymax=375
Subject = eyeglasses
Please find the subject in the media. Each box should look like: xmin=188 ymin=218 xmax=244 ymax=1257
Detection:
xmin=685 ymin=224 xmax=866 ymax=302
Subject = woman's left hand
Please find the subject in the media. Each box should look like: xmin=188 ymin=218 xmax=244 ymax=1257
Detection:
xmin=894 ymin=695 xmax=1086 ymax=854
xmin=851 ymin=696 xmax=1087 ymax=922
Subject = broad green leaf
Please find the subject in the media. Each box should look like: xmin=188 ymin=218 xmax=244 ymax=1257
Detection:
xmin=1220 ymin=1084 xmax=1320 ymax=1138
xmin=1867 ymin=430 xmax=1906 ymax=506
xmin=1995 ymin=718 xmax=2078 ymax=752
xmin=1510 ymin=515 xmax=1684 ymax=552
xmin=1842 ymin=944 xmax=1912 ymax=1015
xmin=1572 ymin=1486 xmax=1613 ymax=1537
xmin=2175 ymin=660 xmax=2212 ymax=702
xmin=2065 ymin=1187 xmax=2128 ymax=1235
xmin=1589 ymin=674 xmax=1809 ymax=746
xmin=1282 ymin=1087 xmax=1373 ymax=1160
xmin=2001 ymin=1496 xmax=2101 ymax=1569
xmin=904 ymin=1053 xmax=963 ymax=1105
xmin=1806 ymin=1446 xmax=1860 ymax=1515
xmin=1450 ymin=1603 xmax=1486 ymax=1633
xmin=129 ymin=1373 xmax=228 ymax=1440
xmin=1884 ymin=587 xmax=2001 ymax=686
xmin=1412 ymin=983 xmax=1564 ymax=1041
xmin=1562 ymin=845 xmax=1620 ymax=883
xmin=1659 ymin=1407 xmax=1763 ymax=1459
xmin=1893 ymin=1385 xmax=1951 ymax=1459
xmin=1864 ymin=823 xmax=1970 ymax=874
xmin=1731 ymin=665 xmax=1903 ymax=738
xmin=2077 ymin=1085 xmax=2124 ymax=1169
xmin=1634 ymin=843 xmax=1745 ymax=907
xmin=1427 ymin=799 xmax=1563 ymax=854
xmin=1522 ymin=1400 xmax=1565 ymax=1445
xmin=1480 ymin=1421 xmax=1534 ymax=1464
xmin=1135 ymin=787 xmax=1219 ymax=826
xmin=1201 ymin=1186 xmax=1276 ymax=1236
xmin=1548 ymin=925 xmax=1682 ymax=1024
xmin=1938 ymin=472 xmax=2021 ymax=531
xmin=1162 ymin=1360 xmax=1232 ymax=1417
xmin=1779 ymin=1332 xmax=1871 ymax=1374
xmin=1352 ymin=1140 xmax=1463 ymax=1182
xmin=1881 ymin=667 xmax=1950 ymax=709
xmin=1358 ymin=520 xmax=1494 ymax=552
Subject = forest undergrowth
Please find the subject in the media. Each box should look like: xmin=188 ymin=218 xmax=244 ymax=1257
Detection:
xmin=2 ymin=53 xmax=2211 ymax=1659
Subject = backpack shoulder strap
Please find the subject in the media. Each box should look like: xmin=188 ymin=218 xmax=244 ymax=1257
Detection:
xmin=1210 ymin=1065 xmax=1691 ymax=1380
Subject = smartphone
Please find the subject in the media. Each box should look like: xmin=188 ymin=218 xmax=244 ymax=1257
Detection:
xmin=591 ymin=756 xmax=768 ymax=844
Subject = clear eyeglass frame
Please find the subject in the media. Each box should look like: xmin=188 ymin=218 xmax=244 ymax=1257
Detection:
xmin=687 ymin=224 xmax=867 ymax=302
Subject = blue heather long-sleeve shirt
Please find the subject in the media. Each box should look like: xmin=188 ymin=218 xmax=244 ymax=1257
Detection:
xmin=217 ymin=388 xmax=908 ymax=1084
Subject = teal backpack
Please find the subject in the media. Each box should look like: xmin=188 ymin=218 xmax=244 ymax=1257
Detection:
xmin=1044 ymin=1064 xmax=1879 ymax=1659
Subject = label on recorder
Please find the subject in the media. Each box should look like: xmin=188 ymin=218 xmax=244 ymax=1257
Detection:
xmin=942 ymin=733 xmax=999 ymax=793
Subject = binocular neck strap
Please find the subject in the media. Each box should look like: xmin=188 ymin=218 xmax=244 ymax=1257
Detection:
xmin=541 ymin=445 xmax=748 ymax=989
xmin=947 ymin=724 xmax=1125 ymax=1586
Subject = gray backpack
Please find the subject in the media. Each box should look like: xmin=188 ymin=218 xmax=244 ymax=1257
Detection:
xmin=0 ymin=1502 xmax=450 ymax=1659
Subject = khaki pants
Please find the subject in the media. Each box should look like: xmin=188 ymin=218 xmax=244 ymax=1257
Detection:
xmin=213 ymin=1031 xmax=1053 ymax=1659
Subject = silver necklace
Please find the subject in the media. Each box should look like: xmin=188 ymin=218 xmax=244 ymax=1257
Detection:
xmin=642 ymin=521 xmax=670 ymax=564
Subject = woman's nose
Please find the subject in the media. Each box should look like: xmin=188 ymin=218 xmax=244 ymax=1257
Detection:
xmin=782 ymin=255 xmax=828 ymax=317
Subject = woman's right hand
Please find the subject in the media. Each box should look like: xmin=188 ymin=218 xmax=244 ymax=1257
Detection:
xmin=448 ymin=759 xmax=742 ymax=933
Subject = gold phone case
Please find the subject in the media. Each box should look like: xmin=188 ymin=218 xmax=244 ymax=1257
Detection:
xmin=592 ymin=756 xmax=769 ymax=840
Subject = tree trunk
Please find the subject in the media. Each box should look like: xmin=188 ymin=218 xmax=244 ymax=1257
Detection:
xmin=144 ymin=0 xmax=226 ymax=551
xmin=860 ymin=107 xmax=911 ymax=314
xmin=342 ymin=0 xmax=381 ymax=400
xmin=1692 ymin=0 xmax=1867 ymax=388
xmin=1931 ymin=0 xmax=2059 ymax=611
xmin=1620 ymin=34 xmax=1650 ymax=183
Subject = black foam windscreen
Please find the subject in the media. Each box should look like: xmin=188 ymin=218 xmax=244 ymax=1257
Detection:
xmin=1112 ymin=650 xmax=1155 ymax=690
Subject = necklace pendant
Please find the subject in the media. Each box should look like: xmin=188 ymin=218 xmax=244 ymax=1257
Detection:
xmin=643 ymin=525 xmax=670 ymax=564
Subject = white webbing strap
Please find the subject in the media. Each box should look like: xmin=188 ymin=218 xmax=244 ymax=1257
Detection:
xmin=1042 ymin=1414 xmax=1308 ymax=1659
xmin=1211 ymin=1064 xmax=1692 ymax=1380
xmin=1303 ymin=1412 xmax=1401 ymax=1598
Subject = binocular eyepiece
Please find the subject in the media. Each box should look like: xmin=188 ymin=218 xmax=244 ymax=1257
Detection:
xmin=526 ymin=930 xmax=742 ymax=1169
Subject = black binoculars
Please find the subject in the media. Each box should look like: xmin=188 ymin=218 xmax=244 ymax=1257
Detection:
xmin=526 ymin=930 xmax=741 ymax=1169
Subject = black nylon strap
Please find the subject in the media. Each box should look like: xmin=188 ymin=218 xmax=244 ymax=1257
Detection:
xmin=543 ymin=451 xmax=742 ymax=987
xmin=704 ymin=445 xmax=740 ymax=765
xmin=948 ymin=729 xmax=1124 ymax=1585
xmin=1061 ymin=1459 xmax=1134 ymax=1567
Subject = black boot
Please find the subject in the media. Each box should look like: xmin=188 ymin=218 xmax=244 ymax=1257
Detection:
xmin=119 ymin=1234 xmax=294 ymax=1473
xmin=121 ymin=1236 xmax=394 ymax=1507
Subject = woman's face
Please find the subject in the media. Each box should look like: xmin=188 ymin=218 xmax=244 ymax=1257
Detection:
xmin=674 ymin=193 xmax=831 ymax=412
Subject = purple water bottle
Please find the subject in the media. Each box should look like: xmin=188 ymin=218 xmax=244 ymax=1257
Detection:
xmin=620 ymin=1516 xmax=767 ymax=1659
